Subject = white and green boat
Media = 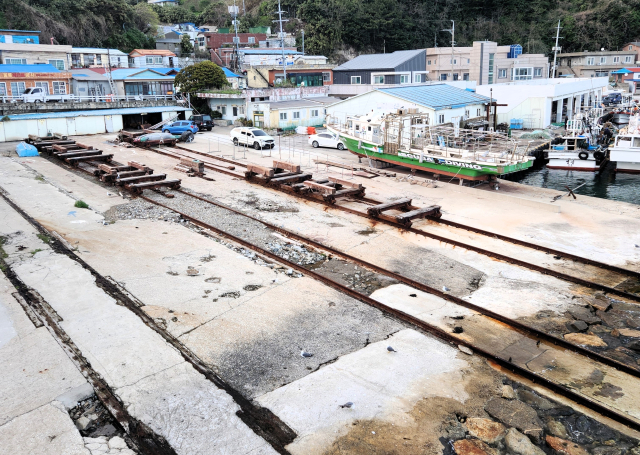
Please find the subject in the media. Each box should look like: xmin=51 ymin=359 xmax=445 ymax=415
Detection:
xmin=326 ymin=110 xmax=534 ymax=181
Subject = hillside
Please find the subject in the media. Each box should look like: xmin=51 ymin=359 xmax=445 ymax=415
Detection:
xmin=0 ymin=0 xmax=638 ymax=61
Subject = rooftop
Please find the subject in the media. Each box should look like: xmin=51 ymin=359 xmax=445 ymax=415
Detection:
xmin=221 ymin=67 xmax=243 ymax=78
xmin=333 ymin=49 xmax=424 ymax=71
xmin=129 ymin=49 xmax=176 ymax=57
xmin=262 ymin=96 xmax=337 ymax=109
xmin=71 ymin=47 xmax=128 ymax=56
xmin=378 ymin=84 xmax=489 ymax=109
xmin=0 ymin=63 xmax=63 ymax=73
xmin=558 ymin=50 xmax=637 ymax=57
xmin=241 ymin=49 xmax=303 ymax=55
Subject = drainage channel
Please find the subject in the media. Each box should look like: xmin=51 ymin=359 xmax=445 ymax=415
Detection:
xmin=138 ymin=190 xmax=640 ymax=433
xmin=0 ymin=190 xmax=296 ymax=455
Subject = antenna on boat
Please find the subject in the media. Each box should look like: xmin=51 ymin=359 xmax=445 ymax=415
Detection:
xmin=442 ymin=20 xmax=455 ymax=82
xmin=551 ymin=20 xmax=562 ymax=78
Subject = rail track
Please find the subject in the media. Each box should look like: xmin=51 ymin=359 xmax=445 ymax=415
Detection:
xmin=36 ymin=138 xmax=640 ymax=433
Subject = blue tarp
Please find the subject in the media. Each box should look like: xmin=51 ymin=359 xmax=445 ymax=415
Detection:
xmin=16 ymin=142 xmax=39 ymax=157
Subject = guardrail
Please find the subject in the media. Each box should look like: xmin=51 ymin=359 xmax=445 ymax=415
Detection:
xmin=0 ymin=95 xmax=183 ymax=104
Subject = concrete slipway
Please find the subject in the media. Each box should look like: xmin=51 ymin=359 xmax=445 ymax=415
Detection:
xmin=1 ymin=134 xmax=640 ymax=454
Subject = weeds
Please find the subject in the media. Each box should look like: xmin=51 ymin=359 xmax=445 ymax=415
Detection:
xmin=74 ymin=200 xmax=89 ymax=209
xmin=30 ymin=249 xmax=42 ymax=256
xmin=36 ymin=234 xmax=51 ymax=244
xmin=35 ymin=174 xmax=46 ymax=183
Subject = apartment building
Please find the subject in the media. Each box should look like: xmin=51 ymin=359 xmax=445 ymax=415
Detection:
xmin=556 ymin=50 xmax=637 ymax=78
xmin=70 ymin=48 xmax=129 ymax=69
xmin=0 ymin=42 xmax=72 ymax=71
xmin=426 ymin=42 xmax=549 ymax=85
xmin=0 ymin=63 xmax=71 ymax=97
xmin=623 ymin=42 xmax=640 ymax=65
xmin=128 ymin=49 xmax=176 ymax=68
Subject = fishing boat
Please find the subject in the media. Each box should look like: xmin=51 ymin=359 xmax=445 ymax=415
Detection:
xmin=546 ymin=115 xmax=607 ymax=171
xmin=326 ymin=110 xmax=534 ymax=182
xmin=610 ymin=114 xmax=640 ymax=173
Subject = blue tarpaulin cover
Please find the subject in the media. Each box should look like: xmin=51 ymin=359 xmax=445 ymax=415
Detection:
xmin=16 ymin=142 xmax=39 ymax=157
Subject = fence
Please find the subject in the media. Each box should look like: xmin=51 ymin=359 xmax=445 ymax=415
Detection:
xmin=0 ymin=94 xmax=181 ymax=104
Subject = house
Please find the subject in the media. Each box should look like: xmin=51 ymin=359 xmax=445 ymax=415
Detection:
xmin=155 ymin=37 xmax=182 ymax=56
xmin=622 ymin=42 xmax=640 ymax=64
xmin=245 ymin=56 xmax=333 ymax=88
xmin=0 ymin=63 xmax=72 ymax=98
xmin=70 ymin=48 xmax=129 ymax=69
xmin=222 ymin=67 xmax=246 ymax=89
xmin=102 ymin=68 xmax=177 ymax=97
xmin=475 ymin=77 xmax=609 ymax=128
xmin=128 ymin=49 xmax=177 ymax=68
xmin=326 ymin=84 xmax=489 ymax=126
xmin=203 ymin=32 xmax=268 ymax=51
xmin=0 ymin=42 xmax=71 ymax=70
xmin=425 ymin=42 xmax=549 ymax=85
xmin=211 ymin=48 xmax=301 ymax=68
xmin=332 ymin=49 xmax=428 ymax=86
xmin=69 ymin=69 xmax=113 ymax=98
xmin=251 ymin=97 xmax=336 ymax=130
xmin=611 ymin=68 xmax=640 ymax=93
xmin=556 ymin=50 xmax=637 ymax=78
xmin=0 ymin=29 xmax=40 ymax=44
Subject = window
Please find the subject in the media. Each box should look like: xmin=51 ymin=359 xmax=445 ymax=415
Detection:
xmin=248 ymin=37 xmax=255 ymax=44
xmin=534 ymin=68 xmax=543 ymax=77
xmin=634 ymin=137 xmax=640 ymax=148
xmin=453 ymin=73 xmax=459 ymax=81
xmin=311 ymin=109 xmax=319 ymax=117
xmin=630 ymin=45 xmax=634 ymax=51
xmin=233 ymin=106 xmax=238 ymax=116
xmin=450 ymin=59 xmax=457 ymax=64
xmin=400 ymin=74 xmax=409 ymax=84
xmin=374 ymin=75 xmax=384 ymax=84
xmin=322 ymin=72 xmax=331 ymax=82
xmin=414 ymin=73 xmax=423 ymax=83
xmin=465 ymin=110 xmax=469 ymax=118
xmin=155 ymin=57 xmax=163 ymax=64
xmin=6 ymin=58 xmax=26 ymax=64
xmin=595 ymin=71 xmax=609 ymax=77
xmin=625 ymin=56 xmax=633 ymax=63
xmin=587 ymin=57 xmax=595 ymax=65
xmin=600 ymin=56 xmax=606 ymax=64
xmin=35 ymin=81 xmax=49 ymax=94
xmin=96 ymin=55 xmax=102 ymax=65
xmin=10 ymin=81 xmax=26 ymax=96
xmin=498 ymin=69 xmax=507 ymax=78
xmin=467 ymin=59 xmax=470 ymax=64
xmin=440 ymin=74 xmax=447 ymax=81
xmin=220 ymin=106 xmax=226 ymax=115
xmin=0 ymin=82 xmax=5 ymax=96
xmin=513 ymin=67 xmax=533 ymax=80
xmin=293 ymin=111 xmax=300 ymax=119
xmin=427 ymin=60 xmax=431 ymax=65
xmin=146 ymin=57 xmax=154 ymax=64
xmin=52 ymin=81 xmax=66 ymax=95
xmin=48 ymin=59 xmax=65 ymax=70
xmin=613 ymin=56 xmax=620 ymax=63
xmin=351 ymin=76 xmax=361 ymax=84
xmin=438 ymin=114 xmax=445 ymax=124
xmin=280 ymin=112 xmax=287 ymax=120
xmin=463 ymin=73 xmax=469 ymax=81
xmin=488 ymin=53 xmax=495 ymax=84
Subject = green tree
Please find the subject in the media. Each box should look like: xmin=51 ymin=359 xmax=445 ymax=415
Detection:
xmin=180 ymin=33 xmax=194 ymax=54
xmin=174 ymin=61 xmax=229 ymax=94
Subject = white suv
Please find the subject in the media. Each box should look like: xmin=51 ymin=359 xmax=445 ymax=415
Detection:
xmin=230 ymin=127 xmax=275 ymax=150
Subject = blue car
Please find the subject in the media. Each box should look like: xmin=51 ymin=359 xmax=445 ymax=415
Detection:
xmin=162 ymin=121 xmax=199 ymax=135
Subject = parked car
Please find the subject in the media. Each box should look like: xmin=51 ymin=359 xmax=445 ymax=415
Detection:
xmin=230 ymin=127 xmax=275 ymax=150
xmin=602 ymin=93 xmax=622 ymax=106
xmin=189 ymin=114 xmax=213 ymax=131
xmin=308 ymin=132 xmax=345 ymax=150
xmin=162 ymin=121 xmax=199 ymax=135
xmin=21 ymin=87 xmax=75 ymax=103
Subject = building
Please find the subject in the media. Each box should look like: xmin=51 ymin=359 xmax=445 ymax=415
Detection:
xmin=611 ymin=68 xmax=640 ymax=93
xmin=203 ymin=32 xmax=268 ymax=51
xmin=147 ymin=0 xmax=177 ymax=5
xmin=106 ymin=68 xmax=177 ymax=97
xmin=198 ymin=86 xmax=329 ymax=124
xmin=0 ymin=29 xmax=40 ymax=44
xmin=70 ymin=69 xmax=113 ymax=98
xmin=156 ymin=36 xmax=182 ymax=56
xmin=222 ymin=67 xmax=246 ymax=89
xmin=326 ymin=84 xmax=488 ymax=126
xmin=0 ymin=63 xmax=71 ymax=98
xmin=251 ymin=97 xmax=335 ymax=130
xmin=0 ymin=42 xmax=72 ymax=70
xmin=556 ymin=50 xmax=637 ymax=78
xmin=128 ymin=49 xmax=177 ymax=68
xmin=425 ymin=42 xmax=549 ymax=85
xmin=475 ymin=77 xmax=609 ymax=128
xmin=246 ymin=58 xmax=334 ymax=88
xmin=622 ymin=42 xmax=640 ymax=64
xmin=211 ymin=48 xmax=301 ymax=68
xmin=332 ymin=49 xmax=427 ymax=86
xmin=70 ymin=48 xmax=129 ymax=69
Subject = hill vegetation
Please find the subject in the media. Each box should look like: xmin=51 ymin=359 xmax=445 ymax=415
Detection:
xmin=0 ymin=0 xmax=638 ymax=61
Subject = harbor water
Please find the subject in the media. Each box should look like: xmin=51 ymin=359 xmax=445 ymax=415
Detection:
xmin=508 ymin=163 xmax=640 ymax=205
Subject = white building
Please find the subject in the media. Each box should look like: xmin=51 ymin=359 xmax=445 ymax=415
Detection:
xmin=475 ymin=77 xmax=609 ymax=129
xmin=71 ymin=48 xmax=129 ymax=69
xmin=326 ymin=84 xmax=489 ymax=126
xmin=128 ymin=49 xmax=176 ymax=68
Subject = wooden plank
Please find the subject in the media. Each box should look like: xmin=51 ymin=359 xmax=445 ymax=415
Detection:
xmin=334 ymin=188 xmax=365 ymax=198
xmin=116 ymin=170 xmax=147 ymax=178
xmin=367 ymin=198 xmax=412 ymax=217
xmin=313 ymin=159 xmax=355 ymax=170
xmin=53 ymin=144 xmax=81 ymax=152
xmin=127 ymin=179 xmax=181 ymax=194
xmin=353 ymin=171 xmax=378 ymax=179
xmin=394 ymin=205 xmax=441 ymax=225
xmin=57 ymin=150 xmax=103 ymax=159
xmin=53 ymin=132 xmax=68 ymax=140
xmin=128 ymin=161 xmax=153 ymax=173
xmin=328 ymin=177 xmax=362 ymax=189
xmin=117 ymin=174 xmax=166 ymax=186
xmin=246 ymin=164 xmax=275 ymax=178
xmin=74 ymin=142 xmax=94 ymax=150
xmin=302 ymin=180 xmax=336 ymax=195
xmin=67 ymin=154 xmax=114 ymax=164
xmin=273 ymin=160 xmax=301 ymax=173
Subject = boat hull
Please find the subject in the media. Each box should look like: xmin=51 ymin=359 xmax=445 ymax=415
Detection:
xmin=335 ymin=133 xmax=533 ymax=181
xmin=546 ymin=158 xmax=604 ymax=171
xmin=610 ymin=148 xmax=640 ymax=173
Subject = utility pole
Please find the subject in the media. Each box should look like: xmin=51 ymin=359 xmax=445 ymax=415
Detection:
xmin=442 ymin=20 xmax=455 ymax=81
xmin=229 ymin=0 xmax=240 ymax=70
xmin=301 ymin=29 xmax=305 ymax=55
xmin=383 ymin=39 xmax=386 ymax=54
xmin=551 ymin=20 xmax=562 ymax=78
xmin=273 ymin=0 xmax=288 ymax=80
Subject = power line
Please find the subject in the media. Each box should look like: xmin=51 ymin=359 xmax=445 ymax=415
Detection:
xmin=273 ymin=0 xmax=289 ymax=79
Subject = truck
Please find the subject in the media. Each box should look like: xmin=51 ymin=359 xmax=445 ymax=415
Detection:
xmin=21 ymin=87 xmax=75 ymax=103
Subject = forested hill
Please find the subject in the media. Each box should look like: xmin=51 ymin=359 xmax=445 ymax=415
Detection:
xmin=0 ymin=0 xmax=638 ymax=62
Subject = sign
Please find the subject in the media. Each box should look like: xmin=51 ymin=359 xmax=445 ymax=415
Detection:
xmin=398 ymin=151 xmax=483 ymax=169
